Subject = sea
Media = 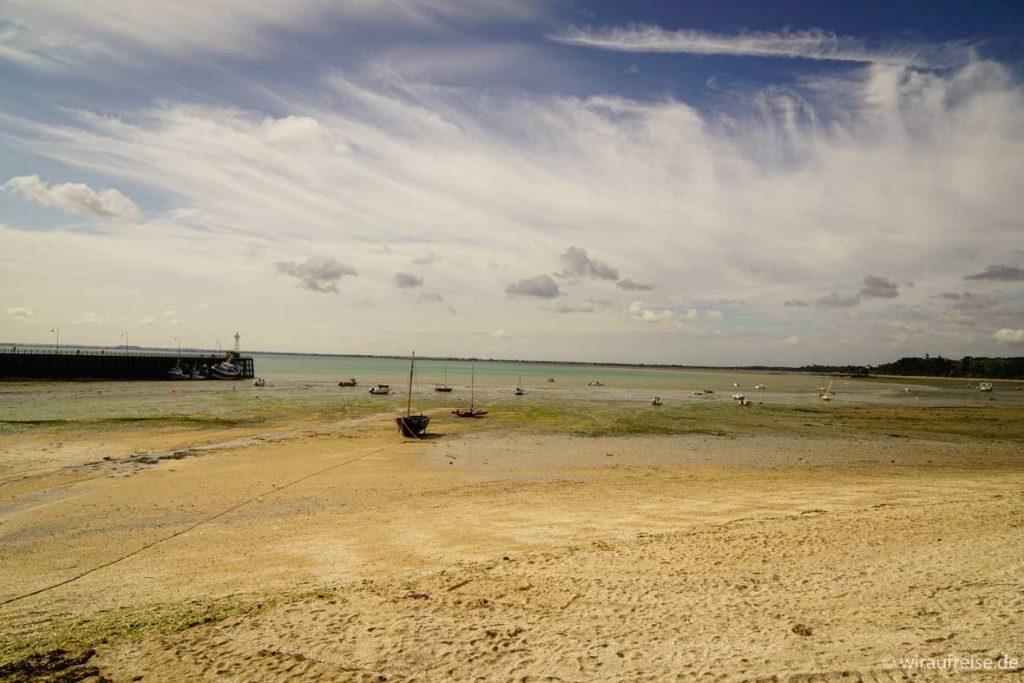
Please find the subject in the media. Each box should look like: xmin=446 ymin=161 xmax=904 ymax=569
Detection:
xmin=1 ymin=349 xmax=1018 ymax=424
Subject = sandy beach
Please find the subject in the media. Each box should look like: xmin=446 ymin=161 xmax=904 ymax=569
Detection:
xmin=2 ymin=382 xmax=1022 ymax=682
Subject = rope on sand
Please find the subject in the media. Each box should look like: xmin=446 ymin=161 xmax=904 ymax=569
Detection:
xmin=1 ymin=441 xmax=402 ymax=607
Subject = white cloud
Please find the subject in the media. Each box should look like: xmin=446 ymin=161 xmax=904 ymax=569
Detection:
xmin=816 ymin=292 xmax=861 ymax=309
xmin=546 ymin=300 xmax=596 ymax=314
xmin=859 ymin=275 xmax=901 ymax=298
xmin=994 ymin=328 xmax=1024 ymax=345
xmin=560 ymin=246 xmax=619 ymax=280
xmin=628 ymin=301 xmax=675 ymax=323
xmin=616 ymin=278 xmax=653 ymax=291
xmin=965 ymin=265 xmax=1024 ymax=281
xmin=0 ymin=0 xmax=548 ymax=68
xmin=506 ymin=275 xmax=561 ymax=299
xmin=5 ymin=306 xmax=37 ymax=320
xmin=3 ymin=175 xmax=141 ymax=219
xmin=395 ymin=272 xmax=424 ymax=288
xmin=550 ymin=25 xmax=962 ymax=67
xmin=276 ymin=256 xmax=357 ymax=293
xmin=3 ymin=51 xmax=1024 ymax=363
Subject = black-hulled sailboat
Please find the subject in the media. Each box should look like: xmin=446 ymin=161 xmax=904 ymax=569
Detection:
xmin=396 ymin=352 xmax=430 ymax=437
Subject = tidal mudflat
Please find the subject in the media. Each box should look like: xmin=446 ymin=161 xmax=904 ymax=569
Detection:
xmin=1 ymin=372 xmax=1022 ymax=681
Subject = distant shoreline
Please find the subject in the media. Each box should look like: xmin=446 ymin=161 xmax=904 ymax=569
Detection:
xmin=3 ymin=343 xmax=1021 ymax=382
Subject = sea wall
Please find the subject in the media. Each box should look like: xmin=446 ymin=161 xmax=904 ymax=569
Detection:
xmin=0 ymin=350 xmax=254 ymax=380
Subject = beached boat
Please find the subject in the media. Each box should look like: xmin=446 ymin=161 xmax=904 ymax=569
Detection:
xmin=396 ymin=352 xmax=430 ymax=438
xmin=453 ymin=364 xmax=487 ymax=417
xmin=253 ymin=377 xmax=265 ymax=387
xmin=338 ymin=378 xmax=357 ymax=387
xmin=168 ymin=363 xmax=189 ymax=380
xmin=651 ymin=396 xmax=662 ymax=405
xmin=588 ymin=380 xmax=604 ymax=386
xmin=819 ymin=381 xmax=834 ymax=401
xmin=435 ymin=368 xmax=453 ymax=392
xmin=369 ymin=384 xmax=391 ymax=395
xmin=515 ymin=375 xmax=525 ymax=396
xmin=978 ymin=382 xmax=993 ymax=392
xmin=210 ymin=359 xmax=240 ymax=380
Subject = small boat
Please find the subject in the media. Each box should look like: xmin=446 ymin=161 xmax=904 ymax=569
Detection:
xmin=732 ymin=393 xmax=745 ymax=401
xmin=755 ymin=384 xmax=766 ymax=390
xmin=819 ymin=381 xmax=833 ymax=401
xmin=739 ymin=398 xmax=753 ymax=406
xmin=691 ymin=391 xmax=704 ymax=396
xmin=703 ymin=389 xmax=714 ymax=394
xmin=190 ymin=365 xmax=206 ymax=380
xmin=651 ymin=396 xmax=662 ymax=406
xmin=338 ymin=378 xmax=357 ymax=387
xmin=369 ymin=384 xmax=391 ymax=395
xmin=435 ymin=368 xmax=453 ymax=392
xmin=588 ymin=380 xmax=604 ymax=386
xmin=515 ymin=376 xmax=525 ymax=396
xmin=168 ymin=363 xmax=189 ymax=380
xmin=396 ymin=352 xmax=430 ymax=438
xmin=547 ymin=377 xmax=556 ymax=383
xmin=253 ymin=377 xmax=266 ymax=387
xmin=978 ymin=382 xmax=993 ymax=392
xmin=453 ymin=364 xmax=487 ymax=418
xmin=210 ymin=359 xmax=240 ymax=380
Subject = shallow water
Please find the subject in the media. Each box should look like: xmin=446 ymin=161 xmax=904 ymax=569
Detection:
xmin=0 ymin=353 xmax=1020 ymax=423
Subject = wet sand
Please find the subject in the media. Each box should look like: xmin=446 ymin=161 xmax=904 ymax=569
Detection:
xmin=1 ymin=406 xmax=1022 ymax=681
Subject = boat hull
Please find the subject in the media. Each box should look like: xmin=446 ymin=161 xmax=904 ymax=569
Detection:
xmin=396 ymin=414 xmax=430 ymax=437
xmin=453 ymin=409 xmax=487 ymax=418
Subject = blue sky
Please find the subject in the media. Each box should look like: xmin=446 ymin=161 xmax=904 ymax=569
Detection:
xmin=1 ymin=1 xmax=1023 ymax=363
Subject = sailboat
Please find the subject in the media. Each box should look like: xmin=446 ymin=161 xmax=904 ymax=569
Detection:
xmin=435 ymin=367 xmax=453 ymax=392
xmin=396 ymin=352 xmax=430 ymax=437
xmin=515 ymin=375 xmax=525 ymax=396
xmin=819 ymin=381 xmax=834 ymax=401
xmin=453 ymin=364 xmax=487 ymax=417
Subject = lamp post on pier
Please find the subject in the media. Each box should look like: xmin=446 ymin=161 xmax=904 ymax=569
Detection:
xmin=120 ymin=332 xmax=127 ymax=353
xmin=51 ymin=326 xmax=60 ymax=353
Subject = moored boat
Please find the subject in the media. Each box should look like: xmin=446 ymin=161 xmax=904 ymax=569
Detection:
xmin=453 ymin=364 xmax=487 ymax=417
xmin=168 ymin=363 xmax=189 ymax=380
xmin=435 ymin=368 xmax=453 ymax=392
xmin=396 ymin=352 xmax=430 ymax=438
xmin=210 ymin=359 xmax=240 ymax=380
xmin=369 ymin=384 xmax=391 ymax=395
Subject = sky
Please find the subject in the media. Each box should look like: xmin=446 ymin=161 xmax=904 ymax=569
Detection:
xmin=1 ymin=1 xmax=1023 ymax=365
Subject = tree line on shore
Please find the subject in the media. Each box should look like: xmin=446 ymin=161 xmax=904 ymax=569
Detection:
xmin=798 ymin=355 xmax=1024 ymax=380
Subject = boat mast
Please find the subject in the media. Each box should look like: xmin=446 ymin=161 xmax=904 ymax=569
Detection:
xmin=470 ymin=363 xmax=475 ymax=411
xmin=407 ymin=352 xmax=416 ymax=416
